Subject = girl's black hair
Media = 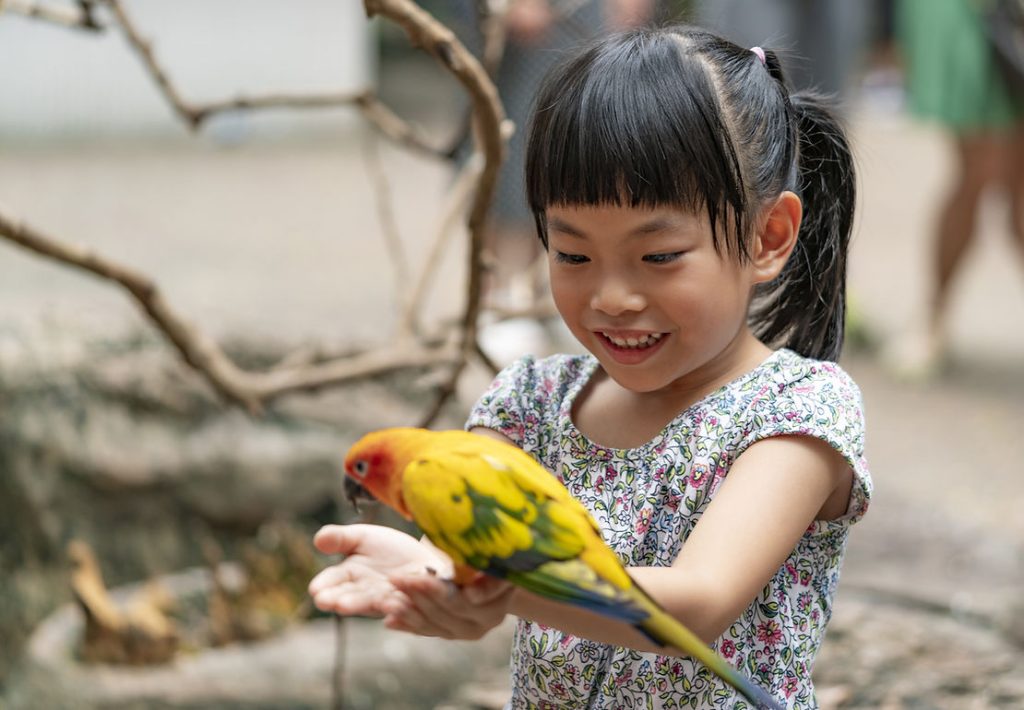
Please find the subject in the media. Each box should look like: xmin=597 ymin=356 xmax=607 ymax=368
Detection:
xmin=524 ymin=26 xmax=856 ymax=362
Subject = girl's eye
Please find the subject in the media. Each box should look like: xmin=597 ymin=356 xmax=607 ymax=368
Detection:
xmin=642 ymin=252 xmax=685 ymax=264
xmin=554 ymin=251 xmax=589 ymax=265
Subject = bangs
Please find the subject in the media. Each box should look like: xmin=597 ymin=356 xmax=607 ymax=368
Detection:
xmin=525 ymin=31 xmax=747 ymax=251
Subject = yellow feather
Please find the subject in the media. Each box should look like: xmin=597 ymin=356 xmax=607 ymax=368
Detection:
xmin=348 ymin=428 xmax=783 ymax=710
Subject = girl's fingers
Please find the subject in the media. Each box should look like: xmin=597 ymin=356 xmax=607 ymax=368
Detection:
xmin=308 ymin=561 xmax=365 ymax=595
xmin=311 ymin=571 xmax=399 ymax=616
xmin=382 ymin=599 xmax=445 ymax=637
xmin=464 ymin=575 xmax=514 ymax=605
xmin=389 ymin=575 xmax=492 ymax=639
xmin=312 ymin=524 xmax=360 ymax=554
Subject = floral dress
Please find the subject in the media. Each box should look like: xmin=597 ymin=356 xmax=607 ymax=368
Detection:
xmin=465 ymin=349 xmax=872 ymax=709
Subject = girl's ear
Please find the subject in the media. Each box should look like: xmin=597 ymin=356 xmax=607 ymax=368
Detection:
xmin=751 ymin=191 xmax=802 ymax=284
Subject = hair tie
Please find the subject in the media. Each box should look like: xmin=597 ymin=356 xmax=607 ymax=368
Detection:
xmin=750 ymin=46 xmax=766 ymax=65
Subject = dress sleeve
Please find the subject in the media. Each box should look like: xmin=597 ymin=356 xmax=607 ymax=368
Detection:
xmin=737 ymin=361 xmax=873 ymax=529
xmin=464 ymin=355 xmax=539 ymax=448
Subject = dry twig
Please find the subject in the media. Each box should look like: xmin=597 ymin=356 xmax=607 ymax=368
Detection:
xmin=0 ymin=208 xmax=462 ymax=413
xmin=103 ymin=0 xmax=449 ymax=158
xmin=363 ymin=0 xmax=507 ymax=425
xmin=0 ymin=0 xmax=508 ymax=423
xmin=0 ymin=0 xmax=102 ymax=30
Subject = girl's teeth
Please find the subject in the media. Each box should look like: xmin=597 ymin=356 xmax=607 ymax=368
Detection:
xmin=604 ymin=333 xmax=663 ymax=349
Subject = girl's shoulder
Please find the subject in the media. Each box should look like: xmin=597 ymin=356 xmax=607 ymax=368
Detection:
xmin=737 ymin=349 xmax=872 ymax=526
xmin=484 ymin=352 xmax=597 ymax=399
xmin=753 ymin=348 xmax=862 ymax=395
xmin=692 ymin=348 xmax=863 ymax=427
xmin=465 ymin=353 xmax=597 ymax=442
xmin=748 ymin=349 xmax=865 ymax=416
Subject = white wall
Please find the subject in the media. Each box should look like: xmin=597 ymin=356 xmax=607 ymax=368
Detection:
xmin=0 ymin=0 xmax=374 ymax=141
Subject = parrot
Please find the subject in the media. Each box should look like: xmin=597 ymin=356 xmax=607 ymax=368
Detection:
xmin=341 ymin=427 xmax=784 ymax=710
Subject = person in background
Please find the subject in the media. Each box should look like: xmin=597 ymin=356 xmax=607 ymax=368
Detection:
xmin=889 ymin=0 xmax=1024 ymax=375
xmin=689 ymin=0 xmax=868 ymax=108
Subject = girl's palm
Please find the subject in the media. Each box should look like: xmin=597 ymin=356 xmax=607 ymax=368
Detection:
xmin=309 ymin=524 xmax=449 ymax=617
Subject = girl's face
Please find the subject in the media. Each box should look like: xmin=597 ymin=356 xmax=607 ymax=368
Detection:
xmin=546 ymin=203 xmax=765 ymax=395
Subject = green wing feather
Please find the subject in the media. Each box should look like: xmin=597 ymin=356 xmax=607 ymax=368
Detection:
xmin=400 ymin=441 xmax=648 ymax=624
xmin=397 ymin=431 xmax=784 ymax=710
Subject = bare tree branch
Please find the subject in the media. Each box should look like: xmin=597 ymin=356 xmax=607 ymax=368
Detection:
xmin=398 ymin=152 xmax=482 ymax=338
xmin=0 ymin=207 xmax=264 ymax=412
xmin=103 ymin=0 xmax=199 ymax=126
xmin=361 ymin=134 xmax=411 ymax=315
xmin=0 ymin=207 xmax=461 ymax=412
xmin=0 ymin=0 xmax=510 ymax=426
xmin=1 ymin=0 xmax=103 ymax=30
xmin=99 ymin=0 xmax=450 ymax=158
xmin=353 ymin=92 xmax=451 ymax=160
xmin=364 ymin=0 xmax=507 ymax=426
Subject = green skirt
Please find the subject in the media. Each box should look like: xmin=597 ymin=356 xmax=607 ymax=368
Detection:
xmin=898 ymin=0 xmax=1024 ymax=130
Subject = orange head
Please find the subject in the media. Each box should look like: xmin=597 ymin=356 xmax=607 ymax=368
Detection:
xmin=343 ymin=428 xmax=426 ymax=519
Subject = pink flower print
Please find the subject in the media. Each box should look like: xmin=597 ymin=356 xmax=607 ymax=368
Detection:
xmin=615 ymin=669 xmax=633 ymax=687
xmin=797 ymin=592 xmax=813 ymax=613
xmin=800 ymin=570 xmax=812 ymax=586
xmin=690 ymin=464 xmax=708 ymax=487
xmin=657 ymin=678 xmax=668 ymax=692
xmin=550 ymin=681 xmax=569 ymax=699
xmin=782 ymin=674 xmax=799 ymax=697
xmin=560 ymin=634 xmax=574 ymax=648
xmin=594 ymin=476 xmax=604 ymax=494
xmin=756 ymin=620 xmax=783 ymax=647
xmin=605 ymin=464 xmax=619 ymax=480
xmin=785 ymin=562 xmax=798 ymax=584
xmin=636 ymin=508 xmax=652 ymax=535
xmin=666 ymin=493 xmax=681 ymax=511
xmin=671 ymin=661 xmax=683 ymax=677
xmin=720 ymin=639 xmax=736 ymax=659
xmin=811 ymin=609 xmax=820 ymax=623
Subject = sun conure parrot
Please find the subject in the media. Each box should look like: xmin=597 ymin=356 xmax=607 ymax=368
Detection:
xmin=342 ymin=427 xmax=784 ymax=710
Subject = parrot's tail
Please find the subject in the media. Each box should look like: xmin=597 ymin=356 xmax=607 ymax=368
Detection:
xmin=635 ymin=593 xmax=785 ymax=710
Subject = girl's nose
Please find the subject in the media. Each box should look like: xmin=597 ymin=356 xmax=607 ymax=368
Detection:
xmin=589 ymin=278 xmax=646 ymax=315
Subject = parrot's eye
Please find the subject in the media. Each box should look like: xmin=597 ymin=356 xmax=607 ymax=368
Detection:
xmin=353 ymin=460 xmax=368 ymax=478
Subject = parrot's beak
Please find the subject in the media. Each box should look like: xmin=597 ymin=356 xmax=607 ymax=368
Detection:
xmin=344 ymin=476 xmax=374 ymax=512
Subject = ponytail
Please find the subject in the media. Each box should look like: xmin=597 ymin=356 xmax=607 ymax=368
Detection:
xmin=750 ymin=92 xmax=856 ymax=362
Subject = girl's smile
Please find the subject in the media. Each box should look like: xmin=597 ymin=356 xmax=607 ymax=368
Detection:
xmin=595 ymin=329 xmax=670 ymax=365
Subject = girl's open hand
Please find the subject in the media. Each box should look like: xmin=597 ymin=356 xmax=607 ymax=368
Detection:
xmin=308 ymin=524 xmax=450 ymax=618
xmin=382 ymin=571 xmax=514 ymax=641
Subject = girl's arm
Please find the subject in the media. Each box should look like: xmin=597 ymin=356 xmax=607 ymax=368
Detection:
xmin=386 ymin=428 xmax=852 ymax=650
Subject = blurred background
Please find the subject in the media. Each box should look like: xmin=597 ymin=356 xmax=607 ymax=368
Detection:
xmin=1 ymin=1 xmax=1023 ymax=708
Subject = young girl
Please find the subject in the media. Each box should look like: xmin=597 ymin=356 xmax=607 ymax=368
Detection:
xmin=310 ymin=25 xmax=872 ymax=709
